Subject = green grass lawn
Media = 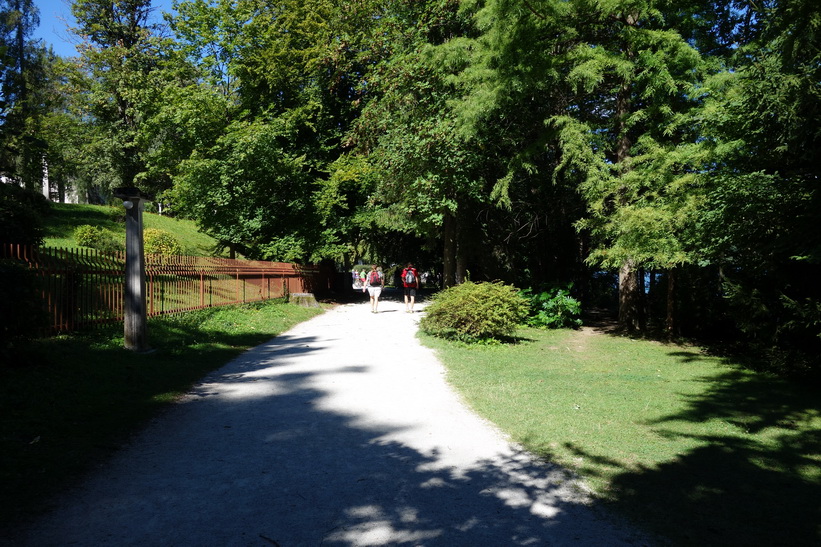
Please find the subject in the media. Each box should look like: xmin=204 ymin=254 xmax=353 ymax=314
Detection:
xmin=0 ymin=299 xmax=323 ymax=529
xmin=422 ymin=327 xmax=821 ymax=546
xmin=42 ymin=203 xmax=224 ymax=256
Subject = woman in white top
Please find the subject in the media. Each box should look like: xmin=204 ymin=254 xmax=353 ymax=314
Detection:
xmin=363 ymin=264 xmax=383 ymax=313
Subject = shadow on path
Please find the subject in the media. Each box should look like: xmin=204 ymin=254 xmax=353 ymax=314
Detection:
xmin=12 ymin=302 xmax=650 ymax=546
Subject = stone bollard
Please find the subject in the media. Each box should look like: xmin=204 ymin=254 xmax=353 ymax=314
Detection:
xmin=289 ymin=293 xmax=320 ymax=308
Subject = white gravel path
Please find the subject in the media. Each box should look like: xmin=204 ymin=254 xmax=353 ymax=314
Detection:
xmin=11 ymin=295 xmax=652 ymax=546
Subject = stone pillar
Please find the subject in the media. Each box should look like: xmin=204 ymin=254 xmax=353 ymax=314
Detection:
xmin=114 ymin=187 xmax=151 ymax=352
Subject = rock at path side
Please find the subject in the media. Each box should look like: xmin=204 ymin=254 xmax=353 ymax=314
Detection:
xmin=289 ymin=292 xmax=320 ymax=308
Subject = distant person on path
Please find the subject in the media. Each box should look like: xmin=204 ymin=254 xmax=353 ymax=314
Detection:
xmin=401 ymin=262 xmax=419 ymax=313
xmin=364 ymin=264 xmax=383 ymax=313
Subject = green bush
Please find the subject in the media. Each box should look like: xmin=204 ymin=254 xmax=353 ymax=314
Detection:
xmin=420 ymin=281 xmax=528 ymax=342
xmin=0 ymin=183 xmax=49 ymax=246
xmin=0 ymin=261 xmax=46 ymax=359
xmin=521 ymin=285 xmax=583 ymax=329
xmin=144 ymin=228 xmax=182 ymax=256
xmin=73 ymin=225 xmax=123 ymax=253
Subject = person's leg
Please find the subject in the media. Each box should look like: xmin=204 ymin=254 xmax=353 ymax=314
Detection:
xmin=409 ymin=288 xmax=416 ymax=312
xmin=404 ymin=288 xmax=410 ymax=311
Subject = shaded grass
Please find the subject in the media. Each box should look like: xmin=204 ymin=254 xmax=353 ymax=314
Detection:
xmin=422 ymin=327 xmax=821 ymax=546
xmin=43 ymin=203 xmax=224 ymax=256
xmin=0 ymin=299 xmax=323 ymax=528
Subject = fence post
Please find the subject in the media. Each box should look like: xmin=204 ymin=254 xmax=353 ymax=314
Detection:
xmin=114 ymin=187 xmax=152 ymax=352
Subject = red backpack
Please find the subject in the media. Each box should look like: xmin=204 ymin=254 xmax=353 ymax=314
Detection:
xmin=368 ymin=271 xmax=382 ymax=286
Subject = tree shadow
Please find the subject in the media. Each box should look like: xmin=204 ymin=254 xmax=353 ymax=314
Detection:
xmin=44 ymin=205 xmax=122 ymax=240
xmin=573 ymin=362 xmax=821 ymax=546
xmin=10 ymin=336 xmax=650 ymax=546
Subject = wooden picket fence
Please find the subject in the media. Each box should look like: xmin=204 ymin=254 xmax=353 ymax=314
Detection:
xmin=1 ymin=244 xmax=321 ymax=335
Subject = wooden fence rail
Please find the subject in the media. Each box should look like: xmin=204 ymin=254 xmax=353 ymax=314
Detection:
xmin=1 ymin=244 xmax=321 ymax=335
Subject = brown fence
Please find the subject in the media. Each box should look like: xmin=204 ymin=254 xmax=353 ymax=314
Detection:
xmin=1 ymin=244 xmax=321 ymax=335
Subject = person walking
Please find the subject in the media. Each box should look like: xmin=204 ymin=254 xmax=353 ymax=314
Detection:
xmin=363 ymin=264 xmax=383 ymax=313
xmin=351 ymin=267 xmax=362 ymax=290
xmin=401 ymin=262 xmax=419 ymax=313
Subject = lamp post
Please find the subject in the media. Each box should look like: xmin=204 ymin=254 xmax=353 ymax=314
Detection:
xmin=114 ymin=187 xmax=151 ymax=352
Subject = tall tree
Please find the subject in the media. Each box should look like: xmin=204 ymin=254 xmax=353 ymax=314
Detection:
xmin=446 ymin=0 xmax=706 ymax=325
xmin=690 ymin=0 xmax=821 ymax=367
xmin=448 ymin=0 xmax=592 ymax=288
xmin=0 ymin=0 xmax=53 ymax=191
xmin=167 ymin=0 xmax=365 ymax=260
xmin=348 ymin=0 xmax=484 ymax=286
xmin=69 ymin=0 xmax=166 ymax=196
xmin=553 ymin=0 xmax=705 ymax=331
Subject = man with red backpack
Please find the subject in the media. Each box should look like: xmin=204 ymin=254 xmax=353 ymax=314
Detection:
xmin=401 ymin=262 xmax=419 ymax=313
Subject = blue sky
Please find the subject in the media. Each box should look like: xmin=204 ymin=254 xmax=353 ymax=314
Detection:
xmin=32 ymin=0 xmax=175 ymax=57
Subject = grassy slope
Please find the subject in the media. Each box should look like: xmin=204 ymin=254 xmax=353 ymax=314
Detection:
xmin=423 ymin=327 xmax=821 ymax=546
xmin=42 ymin=203 xmax=223 ymax=257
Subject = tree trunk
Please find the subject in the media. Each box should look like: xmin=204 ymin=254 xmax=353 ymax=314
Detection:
xmin=455 ymin=211 xmax=468 ymax=284
xmin=615 ymin=43 xmax=642 ymax=332
xmin=618 ymin=259 xmax=644 ymax=331
xmin=443 ymin=210 xmax=457 ymax=288
xmin=456 ymin=252 xmax=467 ymax=284
xmin=665 ymin=268 xmax=676 ymax=337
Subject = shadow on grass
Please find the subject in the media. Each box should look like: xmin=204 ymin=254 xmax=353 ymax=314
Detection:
xmin=0 ymin=303 xmax=319 ymax=528
xmin=44 ymin=204 xmax=123 ymax=241
xmin=569 ymin=360 xmax=820 ymax=546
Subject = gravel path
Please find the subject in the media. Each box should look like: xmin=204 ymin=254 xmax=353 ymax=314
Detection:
xmin=12 ymin=295 xmax=651 ymax=546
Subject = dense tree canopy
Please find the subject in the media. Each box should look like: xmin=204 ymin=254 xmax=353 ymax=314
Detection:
xmin=1 ymin=0 xmax=819 ymax=375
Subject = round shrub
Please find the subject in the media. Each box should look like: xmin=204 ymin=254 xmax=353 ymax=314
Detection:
xmin=74 ymin=225 xmax=102 ymax=247
xmin=74 ymin=225 xmax=123 ymax=253
xmin=144 ymin=228 xmax=182 ymax=256
xmin=420 ymin=281 xmax=528 ymax=342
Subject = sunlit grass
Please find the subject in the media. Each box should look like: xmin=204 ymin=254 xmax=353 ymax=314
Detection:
xmin=422 ymin=327 xmax=821 ymax=546
xmin=0 ymin=299 xmax=323 ymax=527
xmin=42 ymin=203 xmax=224 ymax=256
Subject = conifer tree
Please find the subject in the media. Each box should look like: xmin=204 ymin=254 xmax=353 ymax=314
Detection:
xmin=0 ymin=0 xmax=52 ymax=191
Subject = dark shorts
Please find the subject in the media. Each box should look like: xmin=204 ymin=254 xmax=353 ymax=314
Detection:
xmin=404 ymin=287 xmax=417 ymax=297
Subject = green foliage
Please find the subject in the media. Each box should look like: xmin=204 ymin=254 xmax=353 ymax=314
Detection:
xmin=143 ymin=228 xmax=182 ymax=256
xmin=0 ymin=184 xmax=50 ymax=245
xmin=521 ymin=285 xmax=582 ymax=329
xmin=0 ymin=260 xmax=46 ymax=356
xmin=348 ymin=0 xmax=486 ymax=284
xmin=420 ymin=281 xmax=528 ymax=342
xmin=8 ymin=0 xmax=821 ymax=376
xmin=0 ymin=0 xmax=56 ymax=192
xmin=170 ymin=118 xmax=316 ymax=261
xmin=73 ymin=224 xmax=123 ymax=253
xmin=66 ymin=0 xmax=185 ymax=199
xmin=73 ymin=224 xmax=103 ymax=248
